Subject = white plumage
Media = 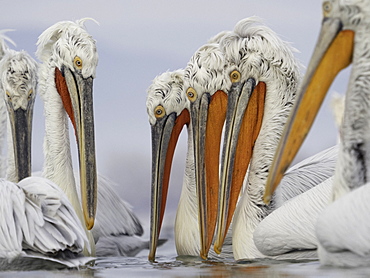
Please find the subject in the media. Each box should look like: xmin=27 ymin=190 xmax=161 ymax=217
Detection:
xmin=147 ymin=69 xmax=197 ymax=257
xmin=36 ymin=19 xmax=149 ymax=258
xmin=315 ymin=0 xmax=370 ymax=267
xmin=0 ymin=34 xmax=93 ymax=269
xmin=254 ymin=147 xmax=337 ymax=257
xmin=147 ymin=17 xmax=337 ymax=261
xmin=214 ymin=18 xmax=307 ymax=259
xmin=262 ymin=0 xmax=370 ymax=267
xmin=79 ymin=174 xmax=151 ymax=257
xmin=0 ymin=177 xmax=93 ymax=270
xmin=178 ymin=43 xmax=230 ymax=258
xmin=36 ymin=19 xmax=99 ymax=255
xmin=147 ymin=39 xmax=233 ymax=260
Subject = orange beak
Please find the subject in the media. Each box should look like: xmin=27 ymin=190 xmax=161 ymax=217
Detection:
xmin=214 ymin=79 xmax=266 ymax=253
xmin=55 ymin=66 xmax=97 ymax=230
xmin=190 ymin=90 xmax=227 ymax=259
xmin=148 ymin=109 xmax=190 ymax=262
xmin=263 ymin=18 xmax=354 ymax=203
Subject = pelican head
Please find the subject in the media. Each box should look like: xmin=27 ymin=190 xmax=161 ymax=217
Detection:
xmin=36 ymin=19 xmax=98 ymax=230
xmin=263 ymin=0 xmax=361 ymax=201
xmin=214 ymin=17 xmax=300 ymax=253
xmin=147 ymin=69 xmax=190 ymax=262
xmin=183 ymin=43 xmax=228 ymax=259
xmin=0 ymin=49 xmax=38 ymax=182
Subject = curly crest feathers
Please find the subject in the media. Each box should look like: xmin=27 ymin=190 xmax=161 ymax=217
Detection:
xmin=146 ymin=69 xmax=187 ymax=126
xmin=36 ymin=19 xmax=98 ymax=70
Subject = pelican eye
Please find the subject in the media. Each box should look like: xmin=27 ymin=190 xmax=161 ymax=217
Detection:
xmin=230 ymin=70 xmax=241 ymax=83
xmin=322 ymin=1 xmax=332 ymax=16
xmin=28 ymin=89 xmax=33 ymax=100
xmin=6 ymin=91 xmax=11 ymax=100
xmin=74 ymin=56 xmax=83 ymax=70
xmin=186 ymin=87 xmax=197 ymax=102
xmin=154 ymin=105 xmax=166 ymax=119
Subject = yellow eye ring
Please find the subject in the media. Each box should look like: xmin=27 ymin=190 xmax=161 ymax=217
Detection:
xmin=230 ymin=70 xmax=241 ymax=83
xmin=186 ymin=87 xmax=197 ymax=102
xmin=154 ymin=105 xmax=166 ymax=119
xmin=74 ymin=56 xmax=83 ymax=69
xmin=6 ymin=91 xmax=11 ymax=99
xmin=323 ymin=1 xmax=332 ymax=16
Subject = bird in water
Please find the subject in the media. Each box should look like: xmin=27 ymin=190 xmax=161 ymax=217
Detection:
xmin=175 ymin=42 xmax=230 ymax=260
xmin=36 ymin=19 xmax=99 ymax=252
xmin=147 ymin=18 xmax=337 ymax=262
xmin=0 ymin=32 xmax=93 ymax=270
xmin=263 ymin=0 xmax=370 ymax=268
xmin=210 ymin=18 xmax=337 ymax=261
xmin=36 ymin=19 xmax=159 ymax=258
xmin=147 ymin=69 xmax=190 ymax=261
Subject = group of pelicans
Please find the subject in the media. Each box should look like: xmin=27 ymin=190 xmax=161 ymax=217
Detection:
xmin=1 ymin=0 xmax=369 ymax=271
xmin=147 ymin=0 xmax=370 ymax=268
xmin=0 ymin=19 xmax=160 ymax=269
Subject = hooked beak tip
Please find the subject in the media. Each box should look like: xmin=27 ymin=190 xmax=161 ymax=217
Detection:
xmin=148 ymin=254 xmax=156 ymax=263
xmin=263 ymin=193 xmax=271 ymax=205
xmin=214 ymin=244 xmax=222 ymax=255
xmin=200 ymin=253 xmax=208 ymax=260
xmin=85 ymin=217 xmax=94 ymax=230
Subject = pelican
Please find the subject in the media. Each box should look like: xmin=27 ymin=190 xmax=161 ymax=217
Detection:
xmin=253 ymin=95 xmax=344 ymax=258
xmin=148 ymin=18 xmax=337 ymax=262
xmin=0 ymin=39 xmax=92 ymax=269
xmin=36 ymin=19 xmax=98 ymax=254
xmin=36 ymin=19 xmax=149 ymax=257
xmin=147 ymin=69 xmax=190 ymax=260
xmin=253 ymin=149 xmax=336 ymax=258
xmin=183 ymin=38 xmax=336 ymax=259
xmin=147 ymin=26 xmax=252 ymax=260
xmin=264 ymin=0 xmax=370 ymax=268
xmin=213 ymin=18 xmax=337 ymax=260
xmin=178 ymin=43 xmax=230 ymax=259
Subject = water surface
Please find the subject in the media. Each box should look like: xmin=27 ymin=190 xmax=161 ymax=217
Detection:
xmin=2 ymin=242 xmax=370 ymax=278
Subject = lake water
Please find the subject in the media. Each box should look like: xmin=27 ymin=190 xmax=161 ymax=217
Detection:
xmin=1 ymin=237 xmax=370 ymax=278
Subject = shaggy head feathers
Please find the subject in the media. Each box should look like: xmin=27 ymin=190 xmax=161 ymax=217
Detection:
xmin=184 ymin=43 xmax=230 ymax=96
xmin=219 ymin=17 xmax=301 ymax=89
xmin=0 ymin=49 xmax=38 ymax=111
xmin=183 ymin=17 xmax=301 ymax=104
xmin=36 ymin=19 xmax=98 ymax=79
xmin=323 ymin=0 xmax=369 ymax=28
xmin=146 ymin=69 xmax=187 ymax=126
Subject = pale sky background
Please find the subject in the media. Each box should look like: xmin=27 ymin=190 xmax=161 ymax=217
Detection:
xmin=0 ymin=1 xmax=349 ymax=238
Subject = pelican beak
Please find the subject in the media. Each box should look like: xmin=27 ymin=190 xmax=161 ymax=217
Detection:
xmin=263 ymin=18 xmax=354 ymax=203
xmin=6 ymin=94 xmax=35 ymax=182
xmin=148 ymin=109 xmax=190 ymax=262
xmin=190 ymin=90 xmax=227 ymax=259
xmin=214 ymin=78 xmax=266 ymax=253
xmin=55 ymin=66 xmax=98 ymax=230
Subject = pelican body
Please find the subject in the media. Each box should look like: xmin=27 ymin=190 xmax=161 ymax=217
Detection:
xmin=0 ymin=35 xmax=92 ymax=269
xmin=148 ymin=17 xmax=337 ymax=262
xmin=36 ymin=20 xmax=98 ymax=245
xmin=213 ymin=18 xmax=303 ymax=260
xmin=37 ymin=19 xmax=149 ymax=258
xmin=264 ymin=0 xmax=370 ymax=267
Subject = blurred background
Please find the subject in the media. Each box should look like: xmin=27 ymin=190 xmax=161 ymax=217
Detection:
xmin=1 ymin=0 xmax=348 ymax=239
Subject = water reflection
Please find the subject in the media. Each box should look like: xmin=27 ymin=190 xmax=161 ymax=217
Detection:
xmin=2 ymin=254 xmax=370 ymax=277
